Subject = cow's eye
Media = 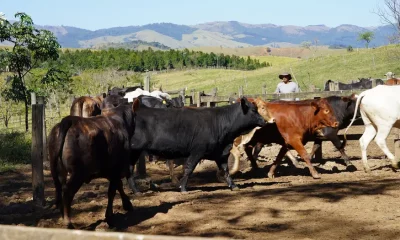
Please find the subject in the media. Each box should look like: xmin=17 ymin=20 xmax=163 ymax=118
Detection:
xmin=324 ymin=109 xmax=329 ymax=114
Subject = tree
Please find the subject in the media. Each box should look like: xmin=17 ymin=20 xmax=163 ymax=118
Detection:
xmin=375 ymin=0 xmax=400 ymax=40
xmin=0 ymin=12 xmax=61 ymax=131
xmin=358 ymin=31 xmax=375 ymax=49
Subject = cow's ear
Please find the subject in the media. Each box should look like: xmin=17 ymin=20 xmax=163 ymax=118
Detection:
xmin=341 ymin=96 xmax=350 ymax=102
xmin=240 ymin=97 xmax=249 ymax=114
xmin=132 ymin=98 xmax=140 ymax=112
xmin=350 ymin=93 xmax=357 ymax=100
xmin=311 ymin=101 xmax=320 ymax=114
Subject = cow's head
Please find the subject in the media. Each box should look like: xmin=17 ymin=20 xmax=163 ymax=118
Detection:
xmin=311 ymin=98 xmax=339 ymax=131
xmin=239 ymin=97 xmax=267 ymax=128
xmin=253 ymin=97 xmax=275 ymax=124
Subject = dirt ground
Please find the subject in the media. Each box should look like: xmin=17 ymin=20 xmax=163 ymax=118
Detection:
xmin=1 ymin=126 xmax=400 ymax=239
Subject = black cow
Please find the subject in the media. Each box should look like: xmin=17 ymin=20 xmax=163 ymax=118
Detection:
xmin=128 ymin=97 xmax=267 ymax=192
xmin=48 ymin=100 xmax=140 ymax=228
xmin=102 ymin=94 xmax=183 ymax=109
xmin=250 ymin=94 xmax=361 ymax=171
xmin=324 ymin=79 xmax=384 ymax=91
xmin=108 ymin=85 xmax=143 ymax=96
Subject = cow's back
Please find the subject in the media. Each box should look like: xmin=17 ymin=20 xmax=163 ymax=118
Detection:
xmin=70 ymin=97 xmax=101 ymax=117
xmin=361 ymin=85 xmax=400 ymax=121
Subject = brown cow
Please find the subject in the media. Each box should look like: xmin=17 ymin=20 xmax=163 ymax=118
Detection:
xmin=70 ymin=94 xmax=106 ymax=117
xmin=385 ymin=78 xmax=400 ymax=85
xmin=48 ymin=100 xmax=139 ymax=228
xmin=230 ymin=98 xmax=339 ymax=179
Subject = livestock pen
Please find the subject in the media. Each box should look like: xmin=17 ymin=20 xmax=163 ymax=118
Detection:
xmin=1 ymin=80 xmax=400 ymax=239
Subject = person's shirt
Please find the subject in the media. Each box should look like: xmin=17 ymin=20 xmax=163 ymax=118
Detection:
xmin=274 ymin=81 xmax=300 ymax=100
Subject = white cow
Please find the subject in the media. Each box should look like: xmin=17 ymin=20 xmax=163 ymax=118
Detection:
xmin=345 ymin=85 xmax=400 ymax=172
xmin=123 ymin=89 xmax=171 ymax=103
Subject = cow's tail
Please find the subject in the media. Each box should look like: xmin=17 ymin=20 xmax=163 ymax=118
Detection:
xmin=49 ymin=117 xmax=73 ymax=209
xmin=343 ymin=92 xmax=365 ymax=147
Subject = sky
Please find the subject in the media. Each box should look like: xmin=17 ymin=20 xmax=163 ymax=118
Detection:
xmin=1 ymin=0 xmax=386 ymax=30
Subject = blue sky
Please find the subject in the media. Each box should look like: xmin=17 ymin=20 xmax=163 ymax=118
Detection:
xmin=2 ymin=0 xmax=385 ymax=30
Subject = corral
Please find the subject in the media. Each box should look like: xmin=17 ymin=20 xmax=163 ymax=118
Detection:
xmin=1 ymin=80 xmax=400 ymax=239
xmin=1 ymin=125 xmax=400 ymax=239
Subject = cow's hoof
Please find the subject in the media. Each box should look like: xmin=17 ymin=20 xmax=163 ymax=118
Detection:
xmin=311 ymin=173 xmax=321 ymax=179
xmin=267 ymin=172 xmax=275 ymax=179
xmin=217 ymin=171 xmax=226 ymax=183
xmin=391 ymin=161 xmax=400 ymax=169
xmin=363 ymin=166 xmax=371 ymax=173
xmin=123 ymin=201 xmax=134 ymax=212
xmin=67 ymin=223 xmax=75 ymax=229
xmin=346 ymin=164 xmax=357 ymax=172
xmin=105 ymin=217 xmax=115 ymax=228
xmin=231 ymin=185 xmax=240 ymax=191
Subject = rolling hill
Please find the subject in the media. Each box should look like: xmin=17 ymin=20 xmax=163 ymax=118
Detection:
xmin=23 ymin=21 xmax=397 ymax=49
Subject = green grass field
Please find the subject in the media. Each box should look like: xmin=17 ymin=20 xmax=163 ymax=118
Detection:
xmin=152 ymin=45 xmax=400 ymax=95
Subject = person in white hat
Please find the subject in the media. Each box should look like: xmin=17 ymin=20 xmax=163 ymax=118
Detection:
xmin=274 ymin=72 xmax=299 ymax=100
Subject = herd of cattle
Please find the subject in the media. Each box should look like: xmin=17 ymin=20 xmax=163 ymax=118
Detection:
xmin=47 ymin=77 xmax=400 ymax=229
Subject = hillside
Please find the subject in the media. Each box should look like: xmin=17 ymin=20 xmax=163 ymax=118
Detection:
xmin=150 ymin=45 xmax=400 ymax=95
xmin=98 ymin=40 xmax=170 ymax=50
xmin=18 ymin=21 xmax=396 ymax=49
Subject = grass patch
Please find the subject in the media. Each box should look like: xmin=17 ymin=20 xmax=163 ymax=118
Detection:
xmin=0 ymin=131 xmax=32 ymax=172
xmin=152 ymin=45 xmax=400 ymax=95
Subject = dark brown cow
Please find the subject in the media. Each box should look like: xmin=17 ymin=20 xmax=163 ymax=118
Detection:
xmin=385 ymin=78 xmax=400 ymax=85
xmin=70 ymin=94 xmax=106 ymax=117
xmin=48 ymin=100 xmax=139 ymax=228
xmin=233 ymin=98 xmax=339 ymax=179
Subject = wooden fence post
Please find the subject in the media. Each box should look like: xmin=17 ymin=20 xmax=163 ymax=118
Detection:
xmin=262 ymin=84 xmax=267 ymax=95
xmin=190 ymin=89 xmax=195 ymax=105
xmin=196 ymin=91 xmax=201 ymax=107
xmin=239 ymin=86 xmax=244 ymax=97
xmin=31 ymin=92 xmax=37 ymax=105
xmin=144 ymin=73 xmax=150 ymax=92
xmin=180 ymin=88 xmax=185 ymax=104
xmin=371 ymin=78 xmax=377 ymax=88
xmin=37 ymin=97 xmax=48 ymax=166
xmin=31 ymin=102 xmax=45 ymax=206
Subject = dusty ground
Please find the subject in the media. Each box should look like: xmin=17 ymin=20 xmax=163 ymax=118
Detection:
xmin=1 ymin=126 xmax=400 ymax=239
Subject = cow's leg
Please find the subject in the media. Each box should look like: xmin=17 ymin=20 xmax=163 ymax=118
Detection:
xmin=216 ymin=155 xmax=239 ymax=191
xmin=62 ymin=173 xmax=84 ymax=229
xmin=244 ymin=144 xmax=259 ymax=169
xmin=359 ymin=124 xmax=377 ymax=173
xmin=116 ymin=179 xmax=133 ymax=212
xmin=309 ymin=139 xmax=322 ymax=160
xmin=323 ymin=129 xmax=354 ymax=167
xmin=126 ymin=150 xmax=142 ymax=195
xmin=285 ymin=151 xmax=301 ymax=168
xmin=290 ymin=140 xmax=321 ymax=179
xmin=105 ymin=180 xmax=118 ymax=227
xmin=268 ymin=146 xmax=288 ymax=179
xmin=167 ymin=160 xmax=180 ymax=186
xmin=179 ymin=155 xmax=202 ymax=193
xmin=126 ymin=165 xmax=141 ymax=195
xmin=374 ymin=125 xmax=398 ymax=169
xmin=51 ymin=164 xmax=67 ymax=219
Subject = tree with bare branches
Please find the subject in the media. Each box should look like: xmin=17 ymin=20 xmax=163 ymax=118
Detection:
xmin=375 ymin=0 xmax=400 ymax=41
